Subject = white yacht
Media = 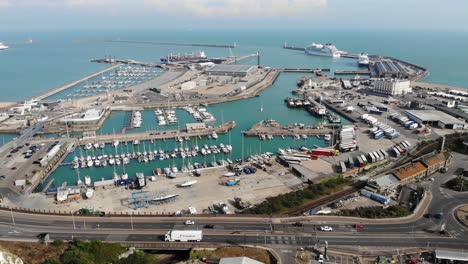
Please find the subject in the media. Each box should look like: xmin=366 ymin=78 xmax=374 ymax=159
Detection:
xmin=305 ymin=43 xmax=341 ymax=58
xmin=84 ymin=175 xmax=92 ymax=186
xmin=0 ymin=42 xmax=9 ymax=50
xmin=358 ymin=53 xmax=370 ymax=66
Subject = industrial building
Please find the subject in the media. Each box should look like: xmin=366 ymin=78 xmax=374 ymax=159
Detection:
xmin=373 ymin=78 xmax=412 ymax=96
xmin=393 ymin=161 xmax=427 ymax=184
xmin=205 ymin=64 xmax=257 ymax=77
xmin=405 ymin=110 xmax=466 ymax=129
xmin=374 ymin=60 xmax=410 ymax=78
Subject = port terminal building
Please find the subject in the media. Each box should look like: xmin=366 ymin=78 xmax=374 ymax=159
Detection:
xmin=404 ymin=110 xmax=467 ymax=129
xmin=373 ymin=78 xmax=412 ymax=96
xmin=205 ymin=64 xmax=257 ymax=77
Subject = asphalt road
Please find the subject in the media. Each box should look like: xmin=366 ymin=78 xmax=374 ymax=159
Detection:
xmin=0 ymin=154 xmax=466 ymax=250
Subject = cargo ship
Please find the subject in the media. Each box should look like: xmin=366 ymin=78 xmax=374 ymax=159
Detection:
xmin=161 ymin=51 xmax=207 ymax=63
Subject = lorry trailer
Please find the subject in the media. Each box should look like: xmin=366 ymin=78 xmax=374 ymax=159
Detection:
xmin=165 ymin=230 xmax=203 ymax=242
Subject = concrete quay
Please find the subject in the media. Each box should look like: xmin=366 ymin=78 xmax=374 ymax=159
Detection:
xmin=79 ymin=121 xmax=237 ymax=145
xmin=31 ymin=63 xmax=123 ymax=101
xmin=244 ymin=121 xmax=332 ymax=137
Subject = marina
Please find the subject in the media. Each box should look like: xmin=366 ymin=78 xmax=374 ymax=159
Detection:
xmin=0 ymin=30 xmax=465 ymax=222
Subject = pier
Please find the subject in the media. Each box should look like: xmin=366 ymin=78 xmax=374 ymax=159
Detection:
xmin=90 ymin=58 xmax=167 ymax=69
xmin=76 ymin=39 xmax=237 ymax=49
xmin=279 ymin=68 xmax=330 ymax=73
xmin=32 ymin=63 xmax=123 ymax=101
xmin=244 ymin=120 xmax=332 ymax=137
xmin=79 ymin=121 xmax=237 ymax=146
xmin=320 ymin=100 xmax=358 ymax=123
xmin=282 ymin=44 xmax=305 ymax=51
xmin=223 ymin=53 xmax=259 ymax=64
xmin=334 ymin=70 xmax=371 ymax=75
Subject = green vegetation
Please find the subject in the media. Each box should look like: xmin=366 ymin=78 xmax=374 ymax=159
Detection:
xmin=446 ymin=177 xmax=468 ymax=192
xmin=243 ymin=176 xmax=349 ymax=215
xmin=116 ymin=251 xmax=156 ymax=264
xmin=337 ymin=205 xmax=411 ymax=218
xmin=43 ymin=239 xmax=157 ymax=264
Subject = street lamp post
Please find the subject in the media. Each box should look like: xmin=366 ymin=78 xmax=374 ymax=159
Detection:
xmin=130 ymin=213 xmax=134 ymax=230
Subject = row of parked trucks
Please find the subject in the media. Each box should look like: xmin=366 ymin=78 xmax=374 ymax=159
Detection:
xmin=360 ymin=114 xmax=400 ymax=140
xmin=389 ymin=113 xmax=419 ymax=130
xmin=338 ymin=141 xmax=411 ymax=173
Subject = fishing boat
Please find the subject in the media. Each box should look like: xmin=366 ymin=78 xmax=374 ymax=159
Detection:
xmin=84 ymin=175 xmax=91 ymax=186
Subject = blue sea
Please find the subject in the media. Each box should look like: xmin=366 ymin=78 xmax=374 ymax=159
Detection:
xmin=1 ymin=29 xmax=468 ymax=187
xmin=1 ymin=29 xmax=468 ymax=102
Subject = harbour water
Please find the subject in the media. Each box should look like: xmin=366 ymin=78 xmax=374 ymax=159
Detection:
xmin=2 ymin=29 xmax=468 ymax=189
xmin=38 ymin=72 xmax=350 ymax=190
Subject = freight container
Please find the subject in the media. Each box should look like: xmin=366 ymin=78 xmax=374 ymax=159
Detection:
xmin=340 ymin=161 xmax=347 ymax=173
xmin=393 ymin=147 xmax=400 ymax=158
xmin=311 ymin=149 xmax=337 ymax=156
xmin=373 ymin=151 xmax=382 ymax=161
xmin=400 ymin=141 xmax=409 ymax=148
xmin=348 ymin=156 xmax=355 ymax=169
xmin=408 ymin=123 xmax=418 ymax=130
xmin=384 ymin=128 xmax=395 ymax=135
xmin=360 ymin=154 xmax=368 ymax=164
xmin=368 ymin=152 xmax=376 ymax=163
xmin=386 ymin=131 xmax=400 ymax=139
xmin=361 ymin=189 xmax=372 ymax=198
xmin=405 ymin=121 xmax=414 ymax=128
xmin=395 ymin=146 xmax=405 ymax=155
xmin=374 ymin=131 xmax=385 ymax=139
xmin=356 ymin=156 xmax=364 ymax=167
xmin=403 ymin=140 xmax=411 ymax=147
xmin=379 ymin=150 xmax=388 ymax=160
xmin=165 ymin=230 xmax=203 ymax=242
xmin=370 ymin=193 xmax=391 ymax=205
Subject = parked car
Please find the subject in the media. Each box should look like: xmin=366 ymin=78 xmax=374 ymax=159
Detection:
xmin=204 ymin=224 xmax=214 ymax=229
xmin=292 ymin=222 xmax=303 ymax=227
xmin=185 ymin=220 xmax=195 ymax=225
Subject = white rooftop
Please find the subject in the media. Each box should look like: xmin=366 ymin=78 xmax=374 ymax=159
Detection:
xmin=219 ymin=257 xmax=264 ymax=264
xmin=405 ymin=110 xmax=464 ymax=125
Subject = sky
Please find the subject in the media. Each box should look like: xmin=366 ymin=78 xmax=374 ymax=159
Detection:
xmin=0 ymin=0 xmax=467 ymax=31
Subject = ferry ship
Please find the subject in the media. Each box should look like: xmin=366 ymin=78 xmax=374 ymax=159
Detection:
xmin=0 ymin=42 xmax=8 ymax=50
xmin=305 ymin=43 xmax=341 ymax=58
xmin=358 ymin=53 xmax=370 ymax=66
xmin=161 ymin=51 xmax=207 ymax=63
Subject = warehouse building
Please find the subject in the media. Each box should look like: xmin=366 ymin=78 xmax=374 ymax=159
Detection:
xmin=421 ymin=152 xmax=453 ymax=175
xmin=373 ymin=78 xmax=412 ymax=96
xmin=393 ymin=161 xmax=427 ymax=184
xmin=205 ymin=64 xmax=257 ymax=77
xmin=405 ymin=110 xmax=466 ymax=129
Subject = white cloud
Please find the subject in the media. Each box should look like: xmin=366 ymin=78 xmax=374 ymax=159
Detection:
xmin=0 ymin=0 xmax=12 ymax=8
xmin=145 ymin=0 xmax=327 ymax=18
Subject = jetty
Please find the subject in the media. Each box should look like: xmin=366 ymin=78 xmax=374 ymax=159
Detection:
xmin=32 ymin=63 xmax=123 ymax=101
xmin=244 ymin=120 xmax=332 ymax=137
xmin=279 ymin=68 xmax=330 ymax=73
xmin=334 ymin=70 xmax=371 ymax=75
xmin=78 ymin=121 xmax=237 ymax=146
xmin=90 ymin=58 xmax=167 ymax=69
xmin=76 ymin=39 xmax=237 ymax=49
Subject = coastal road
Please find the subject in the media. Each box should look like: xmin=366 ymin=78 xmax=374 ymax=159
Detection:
xmin=0 ymin=154 xmax=467 ymax=250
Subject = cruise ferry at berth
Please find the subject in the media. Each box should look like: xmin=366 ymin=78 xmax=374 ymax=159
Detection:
xmin=358 ymin=53 xmax=370 ymax=66
xmin=161 ymin=51 xmax=207 ymax=63
xmin=0 ymin=42 xmax=9 ymax=50
xmin=305 ymin=43 xmax=341 ymax=58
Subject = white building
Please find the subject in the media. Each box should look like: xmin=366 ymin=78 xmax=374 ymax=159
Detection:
xmin=373 ymin=78 xmax=412 ymax=96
